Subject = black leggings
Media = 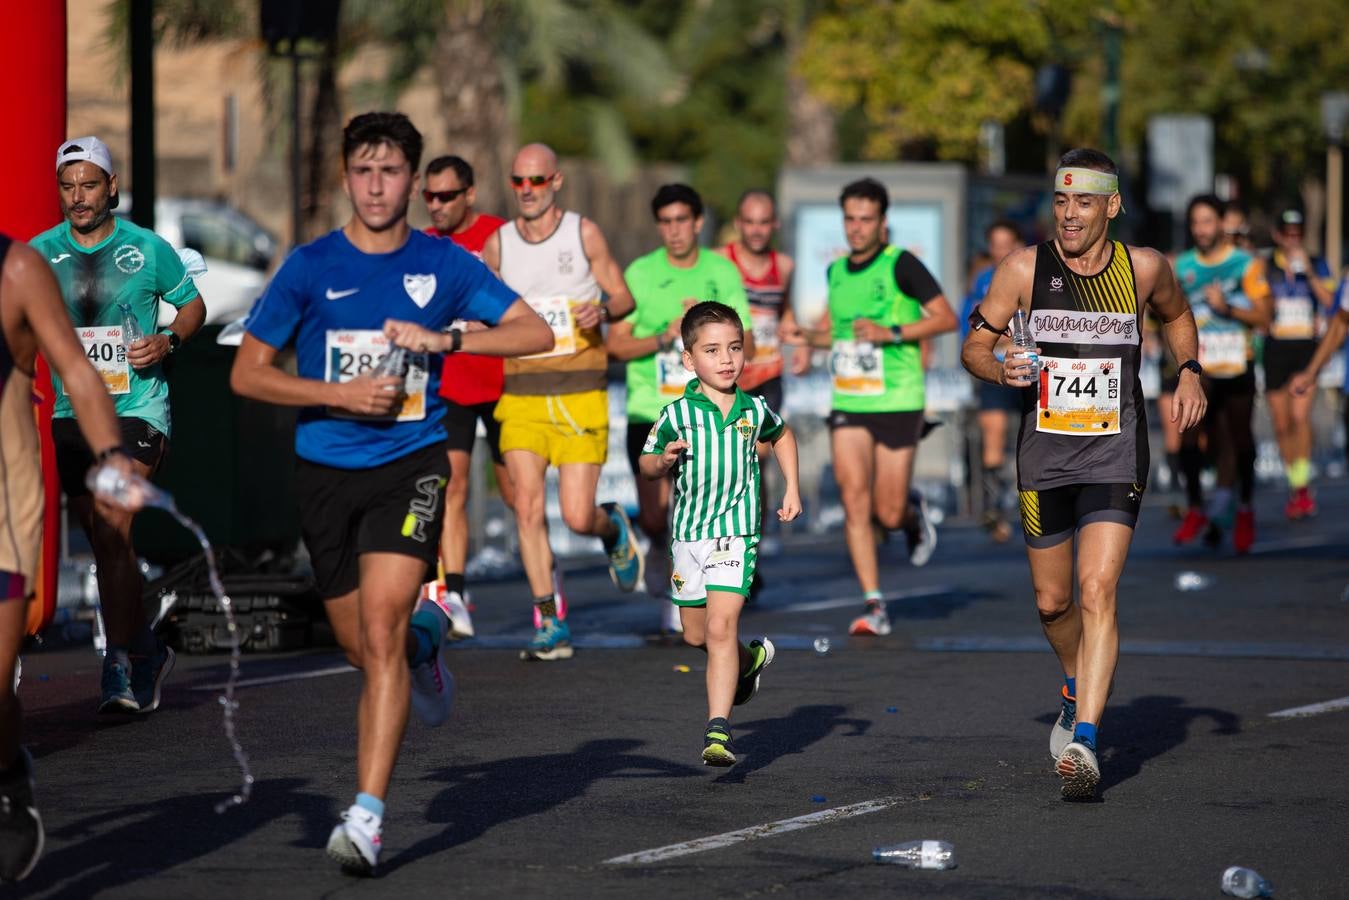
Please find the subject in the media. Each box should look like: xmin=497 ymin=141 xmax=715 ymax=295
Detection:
xmin=1180 ymin=373 xmax=1256 ymax=506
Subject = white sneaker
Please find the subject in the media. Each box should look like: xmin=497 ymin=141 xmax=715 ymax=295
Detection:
xmin=410 ymin=647 xmax=455 ymax=727
xmin=1055 ymin=741 xmax=1100 ymax=801
xmin=660 ymin=599 xmax=683 ymax=634
xmin=1049 ymin=688 xmax=1076 ymax=761
xmin=429 ymin=590 xmax=474 ymax=639
xmin=906 ymin=492 xmax=938 ymax=567
xmin=848 ymin=600 xmax=892 ymax=636
xmin=327 ymin=805 xmax=382 ymax=874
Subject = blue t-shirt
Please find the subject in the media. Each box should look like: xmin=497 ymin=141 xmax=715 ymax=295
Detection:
xmin=246 ymin=228 xmax=518 ymax=468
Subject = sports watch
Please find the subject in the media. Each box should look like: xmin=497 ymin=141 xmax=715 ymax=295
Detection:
xmin=1179 ymin=359 xmax=1203 ymax=377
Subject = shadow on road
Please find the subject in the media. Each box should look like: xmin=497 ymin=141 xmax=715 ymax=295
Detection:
xmin=384 ymin=738 xmax=700 ymax=874
xmin=1037 ymin=694 xmax=1241 ymax=796
xmin=714 ymin=704 xmax=871 ymax=785
xmin=17 ymin=777 xmax=331 ymax=900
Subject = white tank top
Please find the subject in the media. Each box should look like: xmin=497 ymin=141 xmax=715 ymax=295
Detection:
xmin=498 ymin=210 xmax=606 ymax=395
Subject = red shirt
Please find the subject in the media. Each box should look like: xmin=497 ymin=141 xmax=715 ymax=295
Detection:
xmin=426 ymin=214 xmax=507 ymax=406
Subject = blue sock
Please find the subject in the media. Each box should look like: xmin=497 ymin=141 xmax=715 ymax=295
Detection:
xmin=408 ymin=609 xmax=442 ymax=667
xmin=1064 ymin=676 xmax=1076 ymax=699
xmin=1072 ymin=722 xmax=1097 ymax=750
xmin=355 ymin=792 xmax=384 ymax=819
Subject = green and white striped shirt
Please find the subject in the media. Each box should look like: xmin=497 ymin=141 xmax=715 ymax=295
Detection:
xmin=642 ymin=379 xmax=785 ymax=540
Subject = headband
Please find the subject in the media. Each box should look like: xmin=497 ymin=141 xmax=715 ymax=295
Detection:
xmin=1054 ymin=167 xmax=1124 ymax=212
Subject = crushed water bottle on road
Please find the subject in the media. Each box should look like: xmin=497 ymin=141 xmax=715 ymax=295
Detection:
xmin=873 ymin=840 xmax=957 ymax=869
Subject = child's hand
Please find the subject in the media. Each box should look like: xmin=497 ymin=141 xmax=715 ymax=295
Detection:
xmin=777 ymin=488 xmax=802 ymax=522
xmin=661 ymin=439 xmax=690 ymax=470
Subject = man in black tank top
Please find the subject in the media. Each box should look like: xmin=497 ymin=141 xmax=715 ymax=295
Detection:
xmin=961 ymin=149 xmax=1206 ymax=801
xmin=0 ymin=233 xmax=137 ymax=884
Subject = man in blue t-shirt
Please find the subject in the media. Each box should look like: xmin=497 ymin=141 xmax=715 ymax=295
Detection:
xmin=231 ymin=112 xmax=551 ymax=875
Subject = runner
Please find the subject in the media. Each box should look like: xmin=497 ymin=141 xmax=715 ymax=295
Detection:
xmin=230 ymin=112 xmax=552 ymax=874
xmin=32 ymin=136 xmax=206 ymax=715
xmin=419 ymin=154 xmax=511 ymax=637
xmin=1289 ymin=274 xmax=1349 ymax=422
xmin=1171 ymin=195 xmax=1271 ymax=554
xmin=959 ymin=219 xmax=1025 ymax=542
xmin=607 ymin=184 xmax=753 ymax=632
xmin=718 ymin=189 xmax=807 ymax=597
xmin=0 ymin=233 xmax=137 ymax=884
xmin=1262 ymin=210 xmax=1335 ymax=520
xmin=480 ymin=143 xmax=641 ymax=661
xmin=639 ymin=301 xmax=800 ymax=766
xmin=782 ymin=177 xmax=956 ymax=636
xmin=962 ymin=149 xmax=1206 ymax=799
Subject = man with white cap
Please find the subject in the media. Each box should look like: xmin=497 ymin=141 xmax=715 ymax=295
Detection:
xmin=30 ymin=136 xmax=207 ymax=715
xmin=962 ymin=148 xmax=1205 ymax=800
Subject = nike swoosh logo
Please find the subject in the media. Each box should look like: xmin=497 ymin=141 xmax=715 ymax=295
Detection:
xmin=50 ymin=253 xmax=71 ymax=264
xmin=326 ymin=287 xmax=360 ymax=300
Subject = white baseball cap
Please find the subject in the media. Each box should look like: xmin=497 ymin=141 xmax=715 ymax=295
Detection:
xmin=56 ymin=136 xmax=114 ymax=176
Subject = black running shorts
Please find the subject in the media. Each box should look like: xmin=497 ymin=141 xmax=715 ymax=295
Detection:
xmin=826 ymin=409 xmax=925 ymax=449
xmin=1261 ymin=339 xmax=1316 ymax=393
xmin=1018 ymin=482 xmax=1145 ymax=550
xmin=443 ymin=398 xmax=504 ymax=464
xmin=294 ymin=443 xmax=449 ymax=599
xmin=52 ymin=416 xmax=166 ymax=497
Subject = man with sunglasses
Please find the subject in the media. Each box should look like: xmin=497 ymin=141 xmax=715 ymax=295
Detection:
xmin=481 ymin=143 xmax=641 ymax=661
xmin=418 ymin=155 xmax=510 ymax=639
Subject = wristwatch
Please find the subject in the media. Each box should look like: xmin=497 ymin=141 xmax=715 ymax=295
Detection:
xmin=1179 ymin=359 xmax=1203 ymax=377
xmin=446 ymin=328 xmax=463 ymax=354
xmin=598 ymin=303 xmax=612 ymax=323
xmin=889 ymin=325 xmax=904 ymax=344
xmin=158 ymin=329 xmax=181 ymax=354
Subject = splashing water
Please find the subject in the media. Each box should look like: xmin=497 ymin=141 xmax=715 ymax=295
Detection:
xmin=88 ymin=466 xmax=253 ymax=812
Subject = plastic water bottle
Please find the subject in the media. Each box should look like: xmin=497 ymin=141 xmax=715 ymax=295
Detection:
xmin=92 ymin=604 xmax=108 ymax=657
xmin=813 ymin=637 xmax=831 ymax=655
xmin=85 ymin=465 xmax=174 ymax=512
xmin=1222 ymin=866 xmax=1273 ymax=898
xmin=1010 ymin=308 xmax=1040 ymax=379
xmin=118 ymin=302 xmax=143 ymax=347
xmin=873 ymin=840 xmax=957 ymax=869
xmin=373 ymin=346 xmax=407 ymax=387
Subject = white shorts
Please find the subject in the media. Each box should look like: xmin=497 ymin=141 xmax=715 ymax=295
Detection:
xmin=670 ymin=535 xmax=759 ymax=606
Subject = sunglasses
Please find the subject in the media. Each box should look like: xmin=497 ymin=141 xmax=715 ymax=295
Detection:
xmin=423 ymin=188 xmax=468 ymax=203
xmin=510 ymin=173 xmax=555 ymax=188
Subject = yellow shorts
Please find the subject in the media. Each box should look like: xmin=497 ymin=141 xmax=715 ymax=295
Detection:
xmin=495 ymin=390 xmax=609 ymax=467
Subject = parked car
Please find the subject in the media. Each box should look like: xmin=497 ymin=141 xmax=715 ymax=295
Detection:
xmin=116 ymin=196 xmax=278 ymax=326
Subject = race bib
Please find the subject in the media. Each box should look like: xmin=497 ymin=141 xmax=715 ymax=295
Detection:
xmin=522 ymin=296 xmax=577 ymax=359
xmin=1198 ymin=330 xmax=1248 ymax=377
xmin=324 ymin=330 xmax=429 ymax=422
xmin=749 ymin=307 xmax=781 ymax=361
xmin=656 ymin=339 xmax=689 ymax=398
xmin=1271 ymin=297 xmax=1315 ymax=341
xmin=1036 ymin=356 xmax=1121 ymax=436
xmin=73 ymin=326 xmax=130 ymax=396
xmin=830 ymin=340 xmax=885 ymax=396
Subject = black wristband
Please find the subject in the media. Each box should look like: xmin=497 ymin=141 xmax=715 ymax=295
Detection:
xmin=96 ymin=446 xmax=131 ymax=464
xmin=447 ymin=328 xmax=463 ymax=354
xmin=1179 ymin=359 xmax=1203 ymax=377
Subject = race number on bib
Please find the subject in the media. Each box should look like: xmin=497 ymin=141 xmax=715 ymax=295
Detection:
xmin=324 ymin=330 xmax=429 ymax=422
xmin=749 ymin=308 xmax=781 ymax=362
xmin=1271 ymin=297 xmax=1315 ymax=341
xmin=1036 ymin=356 xmax=1121 ymax=436
xmin=1197 ymin=330 xmax=1248 ymax=377
xmin=72 ymin=326 xmax=130 ymax=396
xmin=656 ymin=340 xmax=689 ymax=398
xmin=830 ymin=340 xmax=885 ymax=396
xmin=522 ymin=296 xmax=577 ymax=359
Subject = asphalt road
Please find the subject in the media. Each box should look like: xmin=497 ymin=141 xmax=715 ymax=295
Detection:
xmin=9 ymin=480 xmax=1349 ymax=899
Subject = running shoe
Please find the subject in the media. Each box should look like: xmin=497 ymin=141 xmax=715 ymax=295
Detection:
xmin=0 ymin=749 xmax=43 ymax=884
xmin=1284 ymin=493 xmax=1304 ymax=521
xmin=326 ymin=805 xmax=382 ymax=875
xmin=702 ymin=719 xmax=736 ymax=767
xmin=429 ymin=589 xmax=475 ymax=640
xmin=1056 ymin=741 xmax=1101 ymax=801
xmin=1172 ymin=508 xmax=1208 ymax=545
xmin=98 ymin=658 xmax=139 ymax=714
xmin=848 ymin=599 xmax=892 ymax=636
xmin=410 ymin=648 xmax=455 ymax=727
xmin=1295 ymin=487 xmax=1317 ymax=519
xmin=520 ymin=616 xmax=574 ymax=661
xmin=1233 ymin=507 xmax=1255 ymax=556
xmin=1049 ymin=686 xmax=1076 ymax=761
xmin=131 ymin=642 xmax=176 ymax=714
xmin=905 ymin=492 xmax=938 ymax=567
xmin=733 ymin=637 xmax=776 ymax=706
xmin=601 ymin=502 xmax=643 ymax=593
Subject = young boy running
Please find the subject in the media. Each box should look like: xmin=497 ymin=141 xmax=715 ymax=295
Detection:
xmin=639 ymin=301 xmax=801 ymax=766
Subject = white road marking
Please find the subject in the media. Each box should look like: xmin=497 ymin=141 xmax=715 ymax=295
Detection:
xmin=777 ymin=585 xmax=954 ymax=614
xmin=1268 ymin=696 xmax=1349 ymax=720
xmin=189 ymin=663 xmax=355 ymax=692
xmin=603 ymin=795 xmax=901 ymax=864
